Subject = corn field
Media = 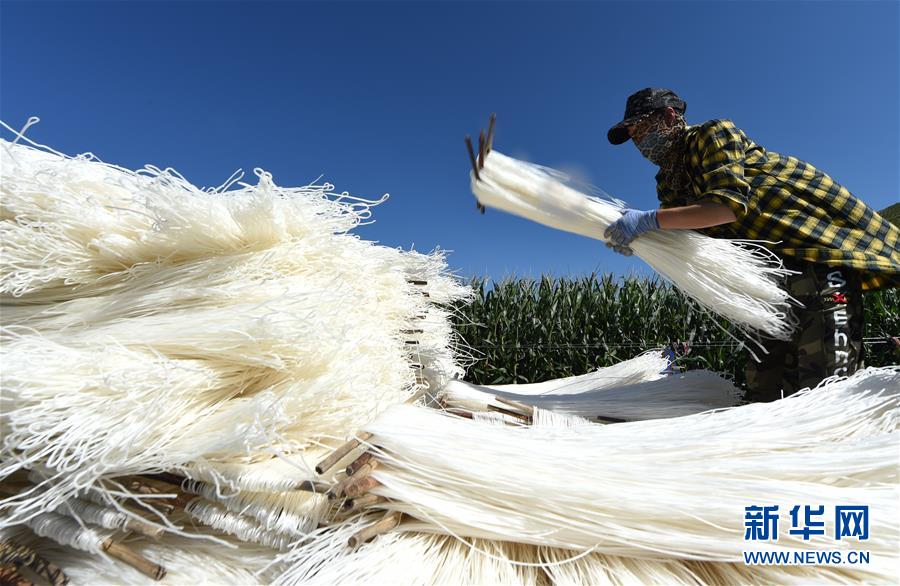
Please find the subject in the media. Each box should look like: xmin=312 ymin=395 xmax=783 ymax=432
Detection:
xmin=452 ymin=275 xmax=900 ymax=389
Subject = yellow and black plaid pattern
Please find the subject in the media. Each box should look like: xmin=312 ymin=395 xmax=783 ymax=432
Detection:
xmin=656 ymin=119 xmax=900 ymax=291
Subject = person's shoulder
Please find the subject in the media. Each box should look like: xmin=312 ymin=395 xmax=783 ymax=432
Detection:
xmin=689 ymin=119 xmax=747 ymax=149
xmin=695 ymin=119 xmax=742 ymax=135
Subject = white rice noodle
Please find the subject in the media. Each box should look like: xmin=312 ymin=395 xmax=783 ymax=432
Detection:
xmin=275 ymin=523 xmax=886 ymax=586
xmin=443 ymin=369 xmax=742 ymax=421
xmin=276 ymin=528 xmax=545 ymax=586
xmin=7 ymin=520 xmax=885 ymax=586
xmin=183 ymin=499 xmax=294 ymax=550
xmin=5 ymin=524 xmax=282 ymax=585
xmin=540 ymin=547 xmax=887 ymax=586
xmin=0 ymin=136 xmax=375 ymax=302
xmin=362 ymin=367 xmax=899 ymax=582
xmin=24 ymin=512 xmax=113 ymax=554
xmin=471 ymin=151 xmax=796 ymax=339
xmin=51 ymin=495 xmax=133 ymax=532
xmin=472 ymin=411 xmax=522 ymax=427
xmin=530 ymin=407 xmax=594 ymax=428
xmin=181 ymin=479 xmax=328 ymax=536
xmin=482 ymin=350 xmax=668 ymax=395
xmin=0 ymin=133 xmax=470 ymax=534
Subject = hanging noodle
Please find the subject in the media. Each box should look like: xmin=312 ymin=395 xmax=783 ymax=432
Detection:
xmin=480 ymin=350 xmax=668 ymax=396
xmin=471 ymin=151 xmax=797 ymax=339
xmin=443 ymin=369 xmax=743 ymax=421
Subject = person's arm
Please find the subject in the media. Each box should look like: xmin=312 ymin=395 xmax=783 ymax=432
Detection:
xmin=604 ymin=200 xmax=737 ymax=251
xmin=657 ymin=201 xmax=736 ymax=230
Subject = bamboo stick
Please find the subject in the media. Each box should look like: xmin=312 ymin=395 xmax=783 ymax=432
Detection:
xmin=347 ymin=511 xmax=403 ymax=548
xmin=314 ymin=433 xmax=372 ymax=475
xmin=486 ymin=113 xmax=497 ymax=152
xmin=487 ymin=404 xmax=532 ymax=423
xmin=316 ymin=389 xmax=426 ymax=475
xmin=144 ymin=472 xmax=185 ymax=486
xmin=595 ymin=415 xmax=627 ymax=424
xmin=329 ymin=460 xmax=379 ymax=500
xmin=346 ymin=452 xmax=374 ymax=476
xmin=121 ymin=518 xmax=163 ymax=540
xmin=478 ymin=131 xmax=486 ymax=169
xmin=0 ymin=541 xmax=69 ymax=586
xmin=292 ymin=479 xmax=331 ymax=494
xmin=101 ymin=540 xmax=166 ymax=581
xmin=494 ymin=396 xmax=536 ymax=416
xmin=127 ymin=477 xmax=195 ymax=509
xmin=0 ymin=484 xmax=163 ymax=539
xmin=464 ymin=136 xmax=481 ymax=181
xmin=445 ymin=408 xmax=474 ymax=419
xmin=344 ymin=493 xmax=387 ymax=513
xmin=343 ymin=475 xmax=381 ymax=500
xmin=0 ymin=564 xmax=33 ymax=586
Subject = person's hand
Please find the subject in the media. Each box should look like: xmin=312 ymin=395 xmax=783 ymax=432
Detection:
xmin=604 ymin=242 xmax=634 ymax=256
xmin=603 ymin=208 xmax=659 ymax=249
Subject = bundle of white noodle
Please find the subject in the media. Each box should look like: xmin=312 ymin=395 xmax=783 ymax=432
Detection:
xmin=0 ymin=124 xmax=470 ymax=539
xmin=444 ymin=368 xmax=743 ymax=421
xmin=358 ymin=367 xmax=899 ymax=582
xmin=478 ymin=350 xmax=668 ymax=395
xmin=471 ymin=151 xmax=796 ymax=340
xmin=275 ymin=526 xmax=886 ymax=586
xmin=3 ymin=524 xmax=282 ymax=585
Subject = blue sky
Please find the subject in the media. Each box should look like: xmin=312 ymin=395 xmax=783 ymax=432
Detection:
xmin=2 ymin=1 xmax=897 ymax=282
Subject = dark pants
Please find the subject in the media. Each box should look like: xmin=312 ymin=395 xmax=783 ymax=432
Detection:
xmin=745 ymin=260 xmax=865 ymax=403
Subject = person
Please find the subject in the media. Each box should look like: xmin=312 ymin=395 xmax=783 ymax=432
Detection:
xmin=603 ymin=88 xmax=900 ymax=402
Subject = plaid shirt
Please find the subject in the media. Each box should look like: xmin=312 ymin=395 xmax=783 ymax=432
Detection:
xmin=657 ymin=119 xmax=900 ymax=291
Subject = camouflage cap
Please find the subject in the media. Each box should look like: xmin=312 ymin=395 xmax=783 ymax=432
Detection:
xmin=607 ymin=88 xmax=687 ymax=145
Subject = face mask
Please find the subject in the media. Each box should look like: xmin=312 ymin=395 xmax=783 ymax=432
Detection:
xmin=633 ymin=119 xmax=683 ymax=166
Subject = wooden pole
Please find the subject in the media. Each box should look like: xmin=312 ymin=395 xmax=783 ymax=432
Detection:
xmin=348 ymin=511 xmax=403 ymax=548
xmin=101 ymin=540 xmax=166 ymax=581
